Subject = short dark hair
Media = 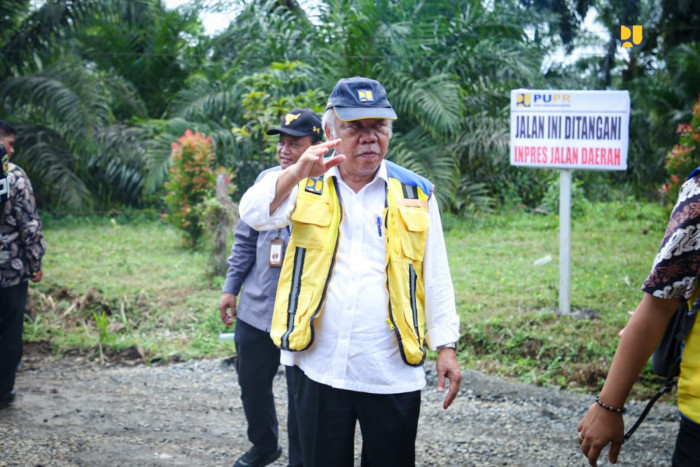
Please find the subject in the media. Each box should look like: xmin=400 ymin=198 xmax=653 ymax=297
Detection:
xmin=0 ymin=120 xmax=16 ymax=138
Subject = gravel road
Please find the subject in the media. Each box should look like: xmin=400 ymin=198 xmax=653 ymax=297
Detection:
xmin=0 ymin=350 xmax=679 ymax=466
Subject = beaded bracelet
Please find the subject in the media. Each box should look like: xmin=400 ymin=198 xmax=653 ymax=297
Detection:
xmin=595 ymin=395 xmax=626 ymax=414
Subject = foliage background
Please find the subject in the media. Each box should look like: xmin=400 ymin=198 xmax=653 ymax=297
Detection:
xmin=2 ymin=0 xmax=699 ymax=214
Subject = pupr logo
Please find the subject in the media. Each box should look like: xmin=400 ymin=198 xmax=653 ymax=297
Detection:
xmin=305 ymin=176 xmax=324 ymax=194
xmin=516 ymin=94 xmax=531 ymax=107
xmin=357 ymin=90 xmax=374 ymax=102
xmin=620 ymin=25 xmax=643 ymax=48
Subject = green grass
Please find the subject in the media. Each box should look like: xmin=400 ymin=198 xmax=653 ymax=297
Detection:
xmin=442 ymin=198 xmax=671 ymax=398
xmin=25 ymin=201 xmax=674 ymax=398
xmin=26 ymin=212 xmax=232 ymax=363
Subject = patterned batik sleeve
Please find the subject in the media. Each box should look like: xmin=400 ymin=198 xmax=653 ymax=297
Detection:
xmin=13 ymin=167 xmax=46 ymax=274
xmin=642 ymin=173 xmax=700 ymax=300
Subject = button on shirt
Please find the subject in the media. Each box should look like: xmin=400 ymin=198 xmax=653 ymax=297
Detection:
xmin=239 ymin=161 xmax=459 ymax=395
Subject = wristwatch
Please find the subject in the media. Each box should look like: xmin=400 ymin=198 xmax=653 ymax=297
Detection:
xmin=437 ymin=342 xmax=457 ymax=351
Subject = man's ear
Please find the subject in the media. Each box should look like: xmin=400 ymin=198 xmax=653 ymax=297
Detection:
xmin=323 ymin=124 xmax=333 ymax=140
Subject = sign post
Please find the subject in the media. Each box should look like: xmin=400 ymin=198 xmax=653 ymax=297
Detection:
xmin=509 ymin=90 xmax=630 ymax=314
xmin=559 ymin=169 xmax=571 ymax=314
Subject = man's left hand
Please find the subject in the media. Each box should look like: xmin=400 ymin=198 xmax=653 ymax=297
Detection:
xmin=436 ymin=348 xmax=461 ymax=409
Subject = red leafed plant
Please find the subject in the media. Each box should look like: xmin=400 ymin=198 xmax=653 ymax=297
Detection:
xmin=164 ymin=129 xmax=216 ymax=248
xmin=662 ymin=95 xmax=700 ymax=203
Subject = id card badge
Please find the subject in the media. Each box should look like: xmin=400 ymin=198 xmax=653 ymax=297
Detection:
xmin=268 ymin=237 xmax=285 ymax=267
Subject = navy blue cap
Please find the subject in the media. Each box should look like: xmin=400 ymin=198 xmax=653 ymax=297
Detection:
xmin=267 ymin=109 xmax=323 ymax=140
xmin=325 ymin=77 xmax=397 ymax=121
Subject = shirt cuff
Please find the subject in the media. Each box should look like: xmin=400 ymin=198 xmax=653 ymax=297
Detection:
xmin=424 ymin=319 xmax=460 ymax=350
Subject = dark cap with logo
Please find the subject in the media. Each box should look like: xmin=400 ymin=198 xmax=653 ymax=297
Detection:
xmin=325 ymin=77 xmax=397 ymax=122
xmin=267 ymin=109 xmax=323 ymax=141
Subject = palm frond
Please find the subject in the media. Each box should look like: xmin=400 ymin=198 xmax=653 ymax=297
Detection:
xmin=455 ymin=176 xmax=497 ymax=215
xmin=170 ymin=74 xmax=238 ymax=121
xmin=453 ymin=107 xmax=510 ymax=166
xmin=0 ymin=0 xmax=103 ymax=75
xmin=88 ymin=124 xmax=151 ymax=207
xmin=386 ymin=73 xmax=464 ymax=141
xmin=389 ymin=127 xmax=458 ymax=210
xmin=1 ymin=62 xmax=113 ymax=150
xmin=13 ymin=125 xmax=90 ymax=209
xmin=103 ymin=71 xmax=149 ymax=120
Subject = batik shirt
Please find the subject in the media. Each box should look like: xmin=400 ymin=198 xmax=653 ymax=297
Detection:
xmin=642 ymin=171 xmax=700 ymax=300
xmin=0 ymin=163 xmax=46 ymax=287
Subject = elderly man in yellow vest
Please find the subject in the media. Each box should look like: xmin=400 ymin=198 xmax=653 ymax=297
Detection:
xmin=239 ymin=77 xmax=461 ymax=466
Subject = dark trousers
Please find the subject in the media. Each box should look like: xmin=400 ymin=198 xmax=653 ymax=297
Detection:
xmin=673 ymin=416 xmax=700 ymax=466
xmin=290 ymin=365 xmax=421 ymax=467
xmin=234 ymin=319 xmax=302 ymax=466
xmin=0 ymin=281 xmax=28 ymax=396
xmin=285 ymin=364 xmax=303 ymax=467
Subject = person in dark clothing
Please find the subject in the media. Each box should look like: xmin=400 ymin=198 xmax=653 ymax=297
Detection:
xmin=0 ymin=120 xmax=46 ymax=408
xmin=219 ymin=109 xmax=323 ymax=467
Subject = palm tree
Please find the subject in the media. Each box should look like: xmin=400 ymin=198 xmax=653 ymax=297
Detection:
xmin=141 ymin=0 xmax=323 ymax=200
xmin=0 ymin=0 xmax=206 ymax=209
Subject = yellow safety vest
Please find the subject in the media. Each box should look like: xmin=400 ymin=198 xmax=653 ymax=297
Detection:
xmin=679 ymin=314 xmax=700 ymax=422
xmin=270 ymin=161 xmax=433 ymax=366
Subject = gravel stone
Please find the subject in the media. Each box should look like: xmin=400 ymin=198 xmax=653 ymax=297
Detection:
xmin=0 ymin=354 xmax=678 ymax=466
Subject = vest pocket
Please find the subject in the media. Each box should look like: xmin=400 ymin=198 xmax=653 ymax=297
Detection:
xmin=290 ymin=200 xmax=333 ymax=248
xmin=397 ymin=206 xmax=429 ymax=261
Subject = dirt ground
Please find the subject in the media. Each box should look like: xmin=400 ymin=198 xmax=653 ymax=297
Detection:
xmin=0 ymin=344 xmax=680 ymax=466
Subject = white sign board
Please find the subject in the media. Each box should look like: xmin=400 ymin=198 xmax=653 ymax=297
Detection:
xmin=509 ymin=90 xmax=630 ymax=171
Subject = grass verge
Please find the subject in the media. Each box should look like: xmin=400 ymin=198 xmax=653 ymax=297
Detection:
xmin=25 ymin=201 xmax=674 ymax=400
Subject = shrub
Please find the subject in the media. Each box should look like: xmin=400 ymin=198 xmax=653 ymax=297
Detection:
xmin=164 ymin=130 xmax=216 ymax=248
xmin=662 ymin=95 xmax=700 ymax=204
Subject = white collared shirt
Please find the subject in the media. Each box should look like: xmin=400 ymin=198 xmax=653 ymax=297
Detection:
xmin=239 ymin=161 xmax=459 ymax=394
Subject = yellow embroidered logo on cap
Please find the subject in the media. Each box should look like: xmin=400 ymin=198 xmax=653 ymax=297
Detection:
xmin=285 ymin=113 xmax=301 ymax=125
xmin=313 ymin=126 xmax=320 ymax=134
xmin=358 ymin=90 xmax=374 ymax=102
